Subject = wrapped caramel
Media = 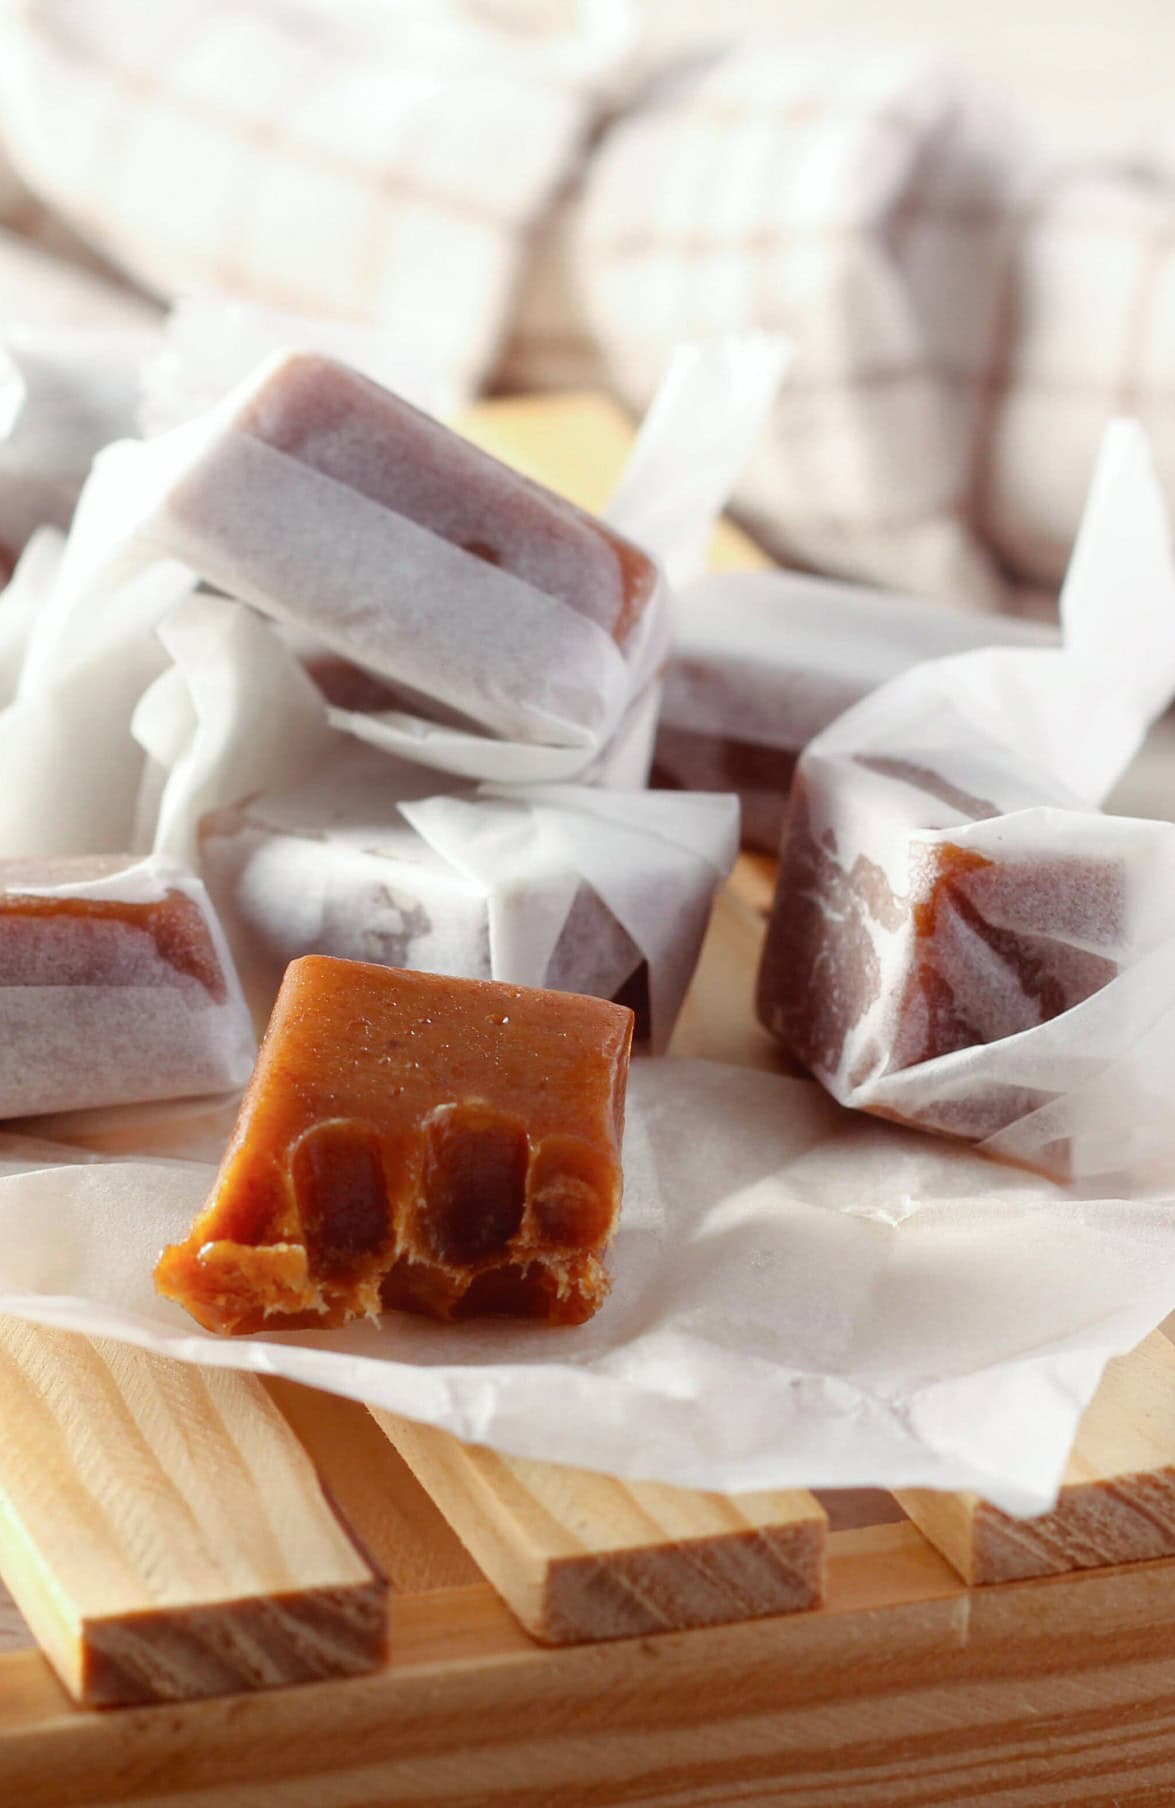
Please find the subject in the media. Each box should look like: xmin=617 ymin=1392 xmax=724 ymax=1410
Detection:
xmin=66 ymin=348 xmax=667 ymax=763
xmin=199 ymin=737 xmax=737 ymax=1049
xmin=56 ymin=330 xmax=785 ymax=791
xmin=654 ymin=570 xmax=1054 ymax=852
xmin=757 ymin=422 xmax=1175 ymax=1182
xmin=0 ymin=852 xmax=255 ymax=1118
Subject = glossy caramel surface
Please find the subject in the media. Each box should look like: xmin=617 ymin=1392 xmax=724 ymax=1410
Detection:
xmin=156 ymin=957 xmax=633 ymax=1335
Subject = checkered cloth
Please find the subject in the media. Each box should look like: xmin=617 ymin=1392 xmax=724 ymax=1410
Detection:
xmin=0 ymin=0 xmax=627 ymax=415
xmin=1 ymin=1 xmax=1174 ymax=610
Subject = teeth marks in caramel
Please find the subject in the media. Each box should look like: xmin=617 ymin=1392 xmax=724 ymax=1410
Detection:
xmin=421 ymin=1105 xmax=530 ymax=1266
xmin=155 ymin=957 xmax=634 ymax=1335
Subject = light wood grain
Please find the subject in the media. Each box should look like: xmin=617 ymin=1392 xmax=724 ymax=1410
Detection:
xmin=373 ymin=1410 xmax=826 ymax=1643
xmin=0 ymin=1580 xmax=32 ymax=1654
xmin=897 ymin=1332 xmax=1175 ymax=1585
xmin=266 ymin=1378 xmax=480 ymax=1596
xmin=0 ymin=1320 xmax=386 ymax=1705
xmin=10 ymin=1524 xmax=1175 ymax=1805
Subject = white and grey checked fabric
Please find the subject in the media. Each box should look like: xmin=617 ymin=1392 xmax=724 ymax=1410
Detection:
xmin=2 ymin=1 xmax=1175 ymax=609
xmin=0 ymin=0 xmax=625 ymax=411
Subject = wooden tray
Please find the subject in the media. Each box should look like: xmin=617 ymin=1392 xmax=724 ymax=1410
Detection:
xmin=3 ymin=395 xmax=1175 ymax=1807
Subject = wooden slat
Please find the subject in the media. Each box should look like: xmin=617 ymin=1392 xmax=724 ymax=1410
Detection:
xmin=266 ymin=1378 xmax=481 ymax=1596
xmin=0 ymin=1320 xmax=386 ymax=1706
xmin=0 ymin=1580 xmax=32 ymax=1654
xmin=897 ymin=1332 xmax=1175 ymax=1584
xmin=12 ymin=1525 xmax=1175 ymax=1805
xmin=372 ymin=1409 xmax=826 ymax=1644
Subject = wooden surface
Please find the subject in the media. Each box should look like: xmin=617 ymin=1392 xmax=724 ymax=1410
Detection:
xmin=12 ymin=1518 xmax=1175 ymax=1806
xmin=898 ymin=1331 xmax=1175 ymax=1585
xmin=375 ymin=1410 xmax=826 ymax=1643
xmin=266 ymin=1379 xmax=481 ymax=1597
xmin=0 ymin=1321 xmax=386 ymax=1706
xmin=0 ymin=1579 xmax=30 ymax=1654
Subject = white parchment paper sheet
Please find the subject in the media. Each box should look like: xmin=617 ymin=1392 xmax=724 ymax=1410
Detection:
xmin=0 ymin=1059 xmax=1171 ymax=1515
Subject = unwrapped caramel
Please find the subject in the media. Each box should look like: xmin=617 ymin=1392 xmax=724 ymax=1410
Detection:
xmin=156 ymin=956 xmax=634 ymax=1334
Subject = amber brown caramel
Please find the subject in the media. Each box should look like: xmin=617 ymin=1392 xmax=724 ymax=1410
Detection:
xmin=757 ymin=779 xmax=1121 ymax=1088
xmin=652 ymin=726 xmax=799 ymax=853
xmin=155 ymin=957 xmax=634 ymax=1335
xmin=0 ymin=869 xmax=226 ymax=999
xmin=235 ymin=353 xmax=657 ymax=646
xmin=889 ymin=842 xmax=1120 ymax=1071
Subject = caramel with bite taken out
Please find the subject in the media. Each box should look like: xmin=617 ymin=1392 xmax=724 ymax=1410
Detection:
xmin=155 ymin=956 xmax=633 ymax=1334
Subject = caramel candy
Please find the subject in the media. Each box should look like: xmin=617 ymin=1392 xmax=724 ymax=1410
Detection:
xmin=655 ymin=571 xmax=1055 ymax=852
xmin=155 ymin=957 xmax=634 ymax=1335
xmin=150 ymin=351 xmax=660 ymax=746
xmin=230 ymin=354 xmax=654 ymax=648
xmin=757 ymin=770 xmax=1123 ymax=1142
xmin=0 ymin=853 xmax=255 ymax=1118
xmin=198 ymin=740 xmax=735 ymax=1049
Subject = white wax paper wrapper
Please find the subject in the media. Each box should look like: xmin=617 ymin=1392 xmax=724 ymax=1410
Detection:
xmin=134 ymin=592 xmax=338 ymax=863
xmin=0 ymin=852 xmax=255 ymax=1117
xmin=0 ymin=325 xmax=156 ymax=562
xmin=1 ymin=1059 xmax=1174 ymax=1515
xmin=759 ymin=420 xmax=1175 ymax=1182
xmin=140 ymin=294 xmax=451 ymax=436
xmin=311 ymin=334 xmax=790 ymax=785
xmin=402 ymin=786 xmax=738 ymax=1050
xmin=0 ymin=526 xmax=60 ymax=701
xmin=662 ymin=570 xmax=1057 ymax=756
xmin=144 ymin=591 xmax=737 ymax=1048
xmin=0 ymin=494 xmax=195 ymax=856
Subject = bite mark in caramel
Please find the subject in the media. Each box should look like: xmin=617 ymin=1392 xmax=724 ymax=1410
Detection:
xmin=155 ymin=957 xmax=633 ymax=1335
